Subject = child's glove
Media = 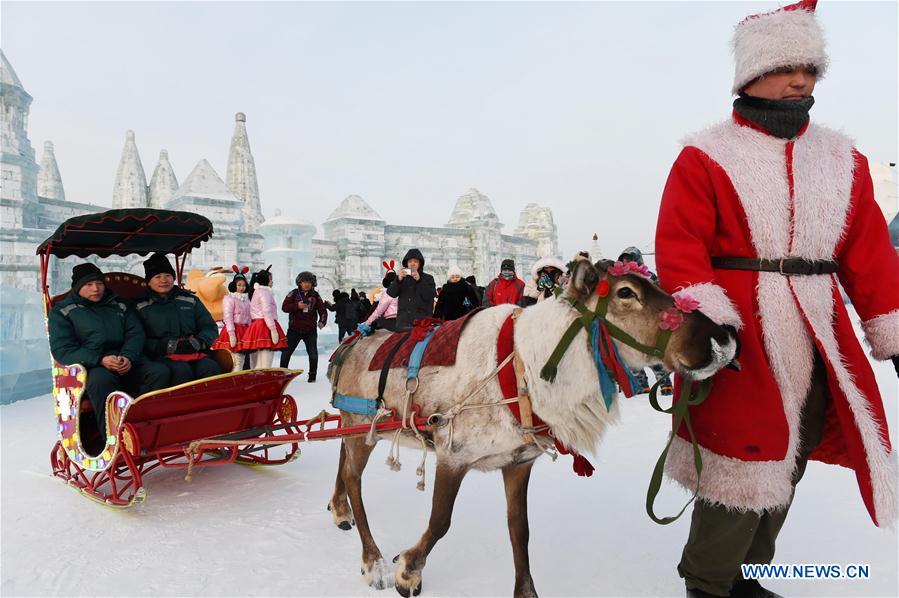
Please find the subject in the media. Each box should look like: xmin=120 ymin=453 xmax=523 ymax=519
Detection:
xmin=357 ymin=322 xmax=372 ymax=337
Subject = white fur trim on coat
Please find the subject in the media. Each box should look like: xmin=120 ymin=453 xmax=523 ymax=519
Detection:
xmin=530 ymin=256 xmax=568 ymax=279
xmin=732 ymin=5 xmax=828 ymax=94
xmin=668 ymin=120 xmax=898 ymax=524
xmin=861 ymin=309 xmax=899 ymax=361
xmin=676 ymin=283 xmax=743 ymax=330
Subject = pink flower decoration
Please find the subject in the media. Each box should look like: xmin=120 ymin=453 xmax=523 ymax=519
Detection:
xmin=659 ymin=308 xmax=685 ymax=331
xmin=607 ymin=261 xmax=630 ymax=277
xmin=673 ymin=292 xmax=701 ymax=314
xmin=629 ymin=263 xmax=652 ymax=278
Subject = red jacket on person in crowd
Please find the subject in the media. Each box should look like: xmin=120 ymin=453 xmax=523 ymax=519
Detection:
xmin=482 ymin=275 xmax=525 ymax=307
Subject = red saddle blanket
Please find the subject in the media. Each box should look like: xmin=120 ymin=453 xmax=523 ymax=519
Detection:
xmin=368 ymin=309 xmax=482 ymax=371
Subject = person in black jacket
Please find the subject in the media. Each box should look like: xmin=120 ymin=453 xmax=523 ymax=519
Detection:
xmin=327 ymin=290 xmax=351 ymax=341
xmin=386 ymin=248 xmax=436 ymax=330
xmin=48 ymin=263 xmax=169 ymax=430
xmin=434 ymin=266 xmax=480 ymax=320
xmin=134 ymin=253 xmax=221 ymax=386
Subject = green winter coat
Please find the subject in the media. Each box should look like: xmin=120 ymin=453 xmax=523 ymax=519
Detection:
xmin=135 ymin=288 xmax=219 ymax=358
xmin=48 ymin=290 xmax=146 ymax=367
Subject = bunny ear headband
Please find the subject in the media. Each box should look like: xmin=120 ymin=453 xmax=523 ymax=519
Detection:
xmin=231 ymin=265 xmax=250 ymax=275
xmin=382 ymin=260 xmax=396 ymax=271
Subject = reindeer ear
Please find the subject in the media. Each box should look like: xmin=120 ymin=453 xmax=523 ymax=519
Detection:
xmin=567 ymin=260 xmax=600 ymax=301
xmin=594 ymin=259 xmax=614 ymax=273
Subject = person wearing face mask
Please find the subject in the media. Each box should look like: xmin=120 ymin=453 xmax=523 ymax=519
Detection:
xmin=522 ymin=257 xmax=567 ymax=307
xmin=482 ymin=258 xmax=525 ymax=307
xmin=434 ymin=265 xmax=480 ymax=320
xmin=655 ymin=2 xmax=899 ymax=597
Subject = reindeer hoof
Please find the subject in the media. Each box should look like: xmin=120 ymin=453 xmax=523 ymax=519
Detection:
xmin=364 ymin=558 xmax=394 ymax=590
xmin=395 ymin=581 xmax=422 ymax=597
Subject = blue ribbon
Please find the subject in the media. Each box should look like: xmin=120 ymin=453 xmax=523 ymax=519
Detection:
xmin=590 ymin=320 xmax=641 ymax=412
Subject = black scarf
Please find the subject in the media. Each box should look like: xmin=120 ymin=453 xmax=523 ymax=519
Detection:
xmin=733 ymin=95 xmax=815 ymax=139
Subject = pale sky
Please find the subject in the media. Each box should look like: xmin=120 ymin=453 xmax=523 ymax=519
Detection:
xmin=3 ymin=1 xmax=897 ymax=260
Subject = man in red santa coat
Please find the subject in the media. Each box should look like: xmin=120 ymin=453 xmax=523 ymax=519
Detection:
xmin=655 ymin=1 xmax=899 ymax=597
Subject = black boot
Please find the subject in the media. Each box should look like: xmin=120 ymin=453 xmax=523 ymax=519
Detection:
xmin=730 ymin=579 xmax=783 ymax=598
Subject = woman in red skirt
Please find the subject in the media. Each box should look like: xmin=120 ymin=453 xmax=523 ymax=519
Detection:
xmin=242 ymin=267 xmax=287 ymax=369
xmin=211 ymin=265 xmax=252 ymax=367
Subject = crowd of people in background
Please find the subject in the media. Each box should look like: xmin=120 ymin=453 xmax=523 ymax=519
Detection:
xmin=48 ymin=243 xmax=670 ymax=434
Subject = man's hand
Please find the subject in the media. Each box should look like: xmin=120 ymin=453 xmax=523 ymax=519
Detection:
xmin=101 ymin=355 xmax=123 ymax=371
xmin=318 ymin=320 xmax=326 ymax=330
xmin=297 ymin=301 xmax=309 ymax=310
xmin=115 ymin=356 xmax=132 ymax=374
xmin=411 ymin=270 xmax=420 ymax=281
xmin=397 ymin=269 xmax=406 ymax=281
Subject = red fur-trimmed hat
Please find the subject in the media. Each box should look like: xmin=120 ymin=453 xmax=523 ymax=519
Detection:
xmin=732 ymin=0 xmax=828 ymax=95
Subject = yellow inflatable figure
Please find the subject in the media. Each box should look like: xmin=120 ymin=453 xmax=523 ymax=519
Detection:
xmin=185 ymin=267 xmax=228 ymax=321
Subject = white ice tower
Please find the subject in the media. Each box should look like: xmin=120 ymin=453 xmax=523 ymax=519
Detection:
xmin=226 ymin=112 xmax=264 ymax=234
xmin=37 ymin=141 xmax=65 ymax=201
xmin=112 ymin=130 xmax=148 ymax=209
xmin=0 ymin=49 xmax=39 ymax=228
xmin=148 ymin=149 xmax=178 ymax=209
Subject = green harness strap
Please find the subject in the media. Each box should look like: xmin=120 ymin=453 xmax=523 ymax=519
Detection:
xmin=538 ymin=288 xmax=707 ymax=524
xmin=540 ymin=297 xmax=670 ymax=381
xmin=645 ymin=377 xmax=712 ymax=524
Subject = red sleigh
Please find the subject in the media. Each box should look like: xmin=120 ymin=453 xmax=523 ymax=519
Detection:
xmin=38 ymin=209 xmax=303 ymax=508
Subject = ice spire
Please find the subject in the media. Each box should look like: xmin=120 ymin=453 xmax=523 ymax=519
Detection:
xmin=226 ymin=112 xmax=263 ymax=233
xmin=148 ymin=149 xmax=178 ymax=208
xmin=37 ymin=141 xmax=65 ymax=201
xmin=112 ymin=130 xmax=148 ymax=209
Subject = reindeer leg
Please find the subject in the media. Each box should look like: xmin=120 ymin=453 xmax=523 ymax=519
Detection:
xmin=503 ymin=460 xmax=538 ymax=598
xmin=395 ymin=462 xmax=468 ymax=597
xmin=328 ymin=440 xmax=354 ymax=530
xmin=342 ymin=436 xmax=393 ymax=590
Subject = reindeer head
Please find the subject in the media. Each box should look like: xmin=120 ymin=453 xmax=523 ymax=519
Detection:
xmin=566 ymin=260 xmax=737 ymax=381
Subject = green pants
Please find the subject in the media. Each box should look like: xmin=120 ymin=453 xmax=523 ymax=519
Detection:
xmin=679 ymin=352 xmax=830 ymax=596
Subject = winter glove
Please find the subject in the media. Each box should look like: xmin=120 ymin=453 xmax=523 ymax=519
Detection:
xmin=174 ymin=337 xmax=202 ymax=354
xmin=188 ymin=336 xmax=203 ymax=351
xmin=165 ymin=338 xmax=179 ymax=355
xmin=357 ymin=322 xmax=372 ymax=336
xmin=228 ymin=332 xmax=237 ymax=349
xmin=721 ymin=324 xmax=742 ymax=371
xmin=269 ymin=328 xmax=280 ymax=345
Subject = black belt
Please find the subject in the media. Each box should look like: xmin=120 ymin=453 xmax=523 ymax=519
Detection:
xmin=711 ymin=257 xmax=839 ymax=276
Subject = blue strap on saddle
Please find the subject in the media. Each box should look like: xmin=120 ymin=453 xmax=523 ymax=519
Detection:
xmin=332 ymin=393 xmax=379 ymax=417
xmin=406 ymin=326 xmax=440 ymax=381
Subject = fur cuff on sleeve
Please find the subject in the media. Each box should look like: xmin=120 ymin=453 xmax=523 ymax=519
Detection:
xmin=676 ymin=283 xmax=743 ymax=330
xmin=862 ymin=310 xmax=899 ymax=361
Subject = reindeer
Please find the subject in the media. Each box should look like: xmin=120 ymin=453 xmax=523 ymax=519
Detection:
xmin=326 ymin=260 xmax=738 ymax=597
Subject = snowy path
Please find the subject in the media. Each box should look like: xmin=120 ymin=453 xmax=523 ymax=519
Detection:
xmin=2 ymin=351 xmax=897 ymax=597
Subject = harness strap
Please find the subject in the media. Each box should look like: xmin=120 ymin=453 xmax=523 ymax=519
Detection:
xmin=377 ymin=331 xmax=412 ymax=402
xmin=407 ymin=326 xmax=440 ymax=382
xmin=645 ymin=377 xmax=712 ymax=524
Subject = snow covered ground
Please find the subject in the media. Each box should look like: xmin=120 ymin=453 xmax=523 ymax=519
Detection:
xmin=2 ymin=337 xmax=897 ymax=597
